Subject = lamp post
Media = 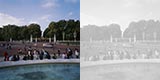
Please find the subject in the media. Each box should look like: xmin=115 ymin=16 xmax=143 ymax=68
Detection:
xmin=63 ymin=32 xmax=65 ymax=41
xmin=110 ymin=35 xmax=113 ymax=43
xmin=10 ymin=38 xmax=12 ymax=42
xmin=74 ymin=31 xmax=77 ymax=41
xmin=54 ymin=34 xmax=56 ymax=43
xmin=142 ymin=32 xmax=145 ymax=42
xmin=134 ymin=34 xmax=136 ymax=43
xmin=35 ymin=37 xmax=37 ymax=43
xmin=30 ymin=35 xmax=33 ymax=42
xmin=49 ymin=37 xmax=51 ymax=43
xmin=62 ymin=22 xmax=68 ymax=41
xmin=143 ymin=26 xmax=146 ymax=42
xmin=153 ymin=32 xmax=157 ymax=42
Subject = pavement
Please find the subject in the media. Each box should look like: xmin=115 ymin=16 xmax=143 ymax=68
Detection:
xmin=0 ymin=59 xmax=80 ymax=68
xmin=81 ymin=59 xmax=160 ymax=67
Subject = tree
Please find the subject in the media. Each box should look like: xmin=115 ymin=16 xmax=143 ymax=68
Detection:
xmin=1 ymin=24 xmax=42 ymax=41
xmin=123 ymin=20 xmax=160 ymax=40
xmin=28 ymin=23 xmax=42 ymax=38
xmin=81 ymin=24 xmax=122 ymax=41
xmin=43 ymin=19 xmax=80 ymax=40
xmin=47 ymin=21 xmax=57 ymax=37
xmin=0 ymin=28 xmax=3 ymax=41
xmin=2 ymin=25 xmax=19 ymax=41
xmin=75 ymin=20 xmax=80 ymax=40
xmin=21 ymin=25 xmax=30 ymax=40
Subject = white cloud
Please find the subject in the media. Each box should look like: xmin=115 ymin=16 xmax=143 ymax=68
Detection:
xmin=80 ymin=13 xmax=99 ymax=28
xmin=0 ymin=13 xmax=25 ymax=27
xmin=39 ymin=14 xmax=51 ymax=22
xmin=28 ymin=21 xmax=39 ymax=24
xmin=42 ymin=0 xmax=59 ymax=8
xmin=40 ymin=15 xmax=51 ymax=20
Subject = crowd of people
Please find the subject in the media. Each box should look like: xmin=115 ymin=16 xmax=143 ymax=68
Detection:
xmin=84 ymin=48 xmax=160 ymax=61
xmin=4 ymin=52 xmax=20 ymax=61
xmin=3 ymin=47 xmax=80 ymax=61
xmin=0 ymin=43 xmax=12 ymax=49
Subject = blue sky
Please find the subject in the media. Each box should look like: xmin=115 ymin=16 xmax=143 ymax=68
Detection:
xmin=0 ymin=0 xmax=80 ymax=31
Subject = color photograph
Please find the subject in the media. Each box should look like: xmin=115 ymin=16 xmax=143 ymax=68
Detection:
xmin=0 ymin=0 xmax=80 ymax=80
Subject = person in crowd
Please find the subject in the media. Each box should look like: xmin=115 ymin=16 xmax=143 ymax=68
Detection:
xmin=58 ymin=49 xmax=61 ymax=57
xmin=107 ymin=50 xmax=112 ymax=60
xmin=8 ymin=43 xmax=12 ymax=49
xmin=102 ymin=54 xmax=108 ymax=60
xmin=27 ymin=51 xmax=31 ymax=60
xmin=9 ymin=55 xmax=13 ymax=61
xmin=146 ymin=49 xmax=152 ymax=59
xmin=45 ymin=51 xmax=51 ymax=59
xmin=110 ymin=51 xmax=114 ymax=60
xmin=88 ymin=55 xmax=98 ymax=61
xmin=74 ymin=48 xmax=79 ymax=58
xmin=70 ymin=49 xmax=73 ymax=58
xmin=0 ymin=43 xmax=2 ymax=47
xmin=16 ymin=55 xmax=20 ymax=61
xmin=3 ymin=51 xmax=9 ymax=61
xmin=18 ymin=48 xmax=23 ymax=54
xmin=24 ymin=45 xmax=27 ymax=51
xmin=39 ymin=50 xmax=44 ymax=60
xmin=113 ymin=50 xmax=119 ymax=60
xmin=88 ymin=56 xmax=94 ymax=61
xmin=12 ymin=55 xmax=16 ymax=61
xmin=30 ymin=54 xmax=34 ymax=60
xmin=66 ymin=48 xmax=73 ymax=59
xmin=119 ymin=50 xmax=124 ymax=60
xmin=28 ymin=46 xmax=32 ymax=51
xmin=66 ymin=52 xmax=70 ymax=59
xmin=154 ymin=49 xmax=160 ymax=59
xmin=84 ymin=56 xmax=90 ymax=61
xmin=62 ymin=52 xmax=67 ymax=59
xmin=10 ymin=54 xmax=20 ymax=61
xmin=52 ymin=53 xmax=57 ymax=59
xmin=33 ymin=49 xmax=39 ymax=60
xmin=23 ymin=54 xmax=28 ymax=60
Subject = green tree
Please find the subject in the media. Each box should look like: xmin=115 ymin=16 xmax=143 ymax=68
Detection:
xmin=43 ymin=21 xmax=59 ymax=39
xmin=43 ymin=19 xmax=80 ymax=40
xmin=0 ymin=28 xmax=3 ymax=41
xmin=28 ymin=23 xmax=42 ymax=38
xmin=2 ymin=25 xmax=19 ymax=41
xmin=21 ymin=25 xmax=30 ymax=40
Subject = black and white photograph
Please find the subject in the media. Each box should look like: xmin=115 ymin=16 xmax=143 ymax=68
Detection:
xmin=81 ymin=0 xmax=160 ymax=80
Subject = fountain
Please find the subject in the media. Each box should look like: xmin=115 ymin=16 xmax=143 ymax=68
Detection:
xmin=0 ymin=63 xmax=80 ymax=80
